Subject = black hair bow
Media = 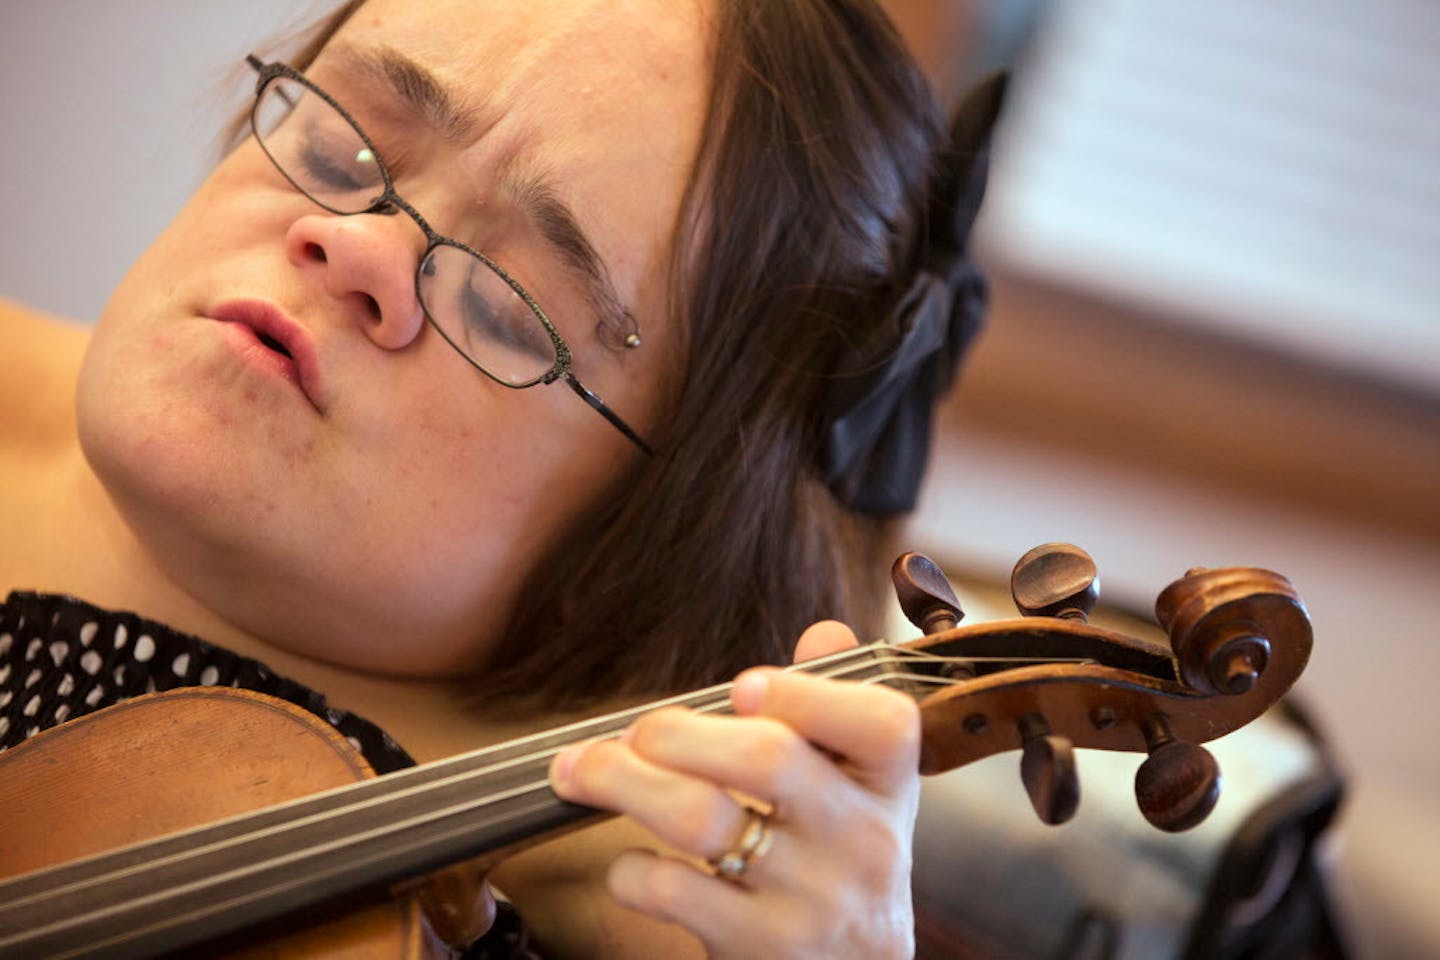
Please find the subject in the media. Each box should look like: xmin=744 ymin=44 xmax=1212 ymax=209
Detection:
xmin=820 ymin=73 xmax=1005 ymax=515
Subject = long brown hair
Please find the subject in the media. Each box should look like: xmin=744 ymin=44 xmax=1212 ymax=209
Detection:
xmin=263 ymin=1 xmax=947 ymax=713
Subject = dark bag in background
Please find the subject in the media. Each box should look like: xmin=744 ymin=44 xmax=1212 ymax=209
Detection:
xmin=913 ymin=698 xmax=1347 ymax=959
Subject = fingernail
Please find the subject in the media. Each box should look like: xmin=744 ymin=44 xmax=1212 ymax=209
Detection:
xmin=731 ymin=669 xmax=772 ymax=715
xmin=551 ymin=742 xmax=584 ymax=788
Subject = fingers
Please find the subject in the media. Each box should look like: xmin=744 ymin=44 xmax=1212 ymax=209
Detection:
xmin=550 ymin=666 xmax=921 ymax=837
xmin=604 ymin=706 xmax=885 ymax=837
xmin=550 ymin=729 xmax=751 ymax=864
xmin=606 ymin=849 xmax=791 ymax=957
xmin=606 ymin=845 xmax=913 ymax=960
xmin=731 ymin=667 xmax=921 ymax=794
xmin=551 ymin=693 xmax=917 ymax=872
xmin=549 ymin=713 xmax=858 ymax=888
xmin=546 ymin=651 xmax=923 ymax=959
xmin=791 ymin=619 xmax=859 ymax=663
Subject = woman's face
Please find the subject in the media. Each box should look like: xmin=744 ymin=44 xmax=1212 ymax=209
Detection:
xmin=77 ymin=0 xmax=711 ymax=675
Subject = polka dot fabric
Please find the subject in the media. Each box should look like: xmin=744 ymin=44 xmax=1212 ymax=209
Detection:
xmin=0 ymin=591 xmax=414 ymax=774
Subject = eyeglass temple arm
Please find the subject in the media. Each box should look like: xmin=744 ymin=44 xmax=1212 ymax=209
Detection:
xmin=563 ymin=375 xmax=654 ymax=456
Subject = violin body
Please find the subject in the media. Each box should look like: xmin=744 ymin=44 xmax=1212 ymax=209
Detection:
xmin=0 ymin=687 xmax=439 ymax=959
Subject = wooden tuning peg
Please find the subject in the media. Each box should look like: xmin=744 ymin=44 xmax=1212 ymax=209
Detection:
xmin=1018 ymin=714 xmax=1080 ymax=825
xmin=1134 ymin=714 xmax=1221 ymax=832
xmin=891 ymin=552 xmax=964 ymax=635
xmin=1011 ymin=543 xmax=1100 ymax=621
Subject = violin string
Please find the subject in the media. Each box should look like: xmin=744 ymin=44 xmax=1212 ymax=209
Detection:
xmin=14 ymin=773 xmax=578 ymax=950
xmin=257 ymin=647 xmax=1103 ymax=834
xmin=20 ymin=646 xmax=906 ymax=911
xmin=299 ymin=654 xmax=1118 ymax=866
xmin=32 ymin=640 xmax=1102 ymax=923
xmin=50 ymin=643 xmax=1083 ymax=893
xmin=403 ymin=668 xmax=1030 ymax=815
xmin=146 ymin=650 xmax=954 ymax=863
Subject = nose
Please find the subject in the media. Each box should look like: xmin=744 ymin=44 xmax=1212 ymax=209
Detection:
xmin=284 ymin=212 xmax=427 ymax=350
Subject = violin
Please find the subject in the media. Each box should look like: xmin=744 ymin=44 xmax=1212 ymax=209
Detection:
xmin=0 ymin=544 xmax=1311 ymax=958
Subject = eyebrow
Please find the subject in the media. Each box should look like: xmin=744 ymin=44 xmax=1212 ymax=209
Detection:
xmin=330 ymin=44 xmax=639 ymax=347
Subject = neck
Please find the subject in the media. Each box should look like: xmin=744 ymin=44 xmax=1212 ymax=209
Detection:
xmin=11 ymin=447 xmax=534 ymax=761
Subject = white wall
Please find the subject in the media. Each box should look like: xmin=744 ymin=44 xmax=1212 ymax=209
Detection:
xmin=0 ymin=1 xmax=328 ymax=321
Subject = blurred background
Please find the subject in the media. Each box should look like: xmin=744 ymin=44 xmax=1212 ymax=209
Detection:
xmin=2 ymin=1 xmax=1437 ymax=956
xmin=902 ymin=1 xmax=1439 ymax=956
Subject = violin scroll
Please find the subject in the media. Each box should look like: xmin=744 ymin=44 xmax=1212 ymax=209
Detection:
xmin=1156 ymin=566 xmax=1294 ymax=697
xmin=891 ymin=545 xmax=1312 ymax=834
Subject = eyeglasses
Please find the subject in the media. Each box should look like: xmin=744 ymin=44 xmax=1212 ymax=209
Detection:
xmin=245 ymin=56 xmax=653 ymax=455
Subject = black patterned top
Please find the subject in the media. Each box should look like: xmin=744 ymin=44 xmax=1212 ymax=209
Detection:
xmin=0 ymin=590 xmax=541 ymax=958
xmin=0 ymin=590 xmax=414 ymax=771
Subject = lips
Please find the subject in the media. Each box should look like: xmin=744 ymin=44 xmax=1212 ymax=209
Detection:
xmin=208 ymin=300 xmax=324 ymax=411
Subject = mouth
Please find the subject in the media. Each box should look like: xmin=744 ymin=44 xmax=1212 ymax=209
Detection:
xmin=208 ymin=300 xmax=324 ymax=412
xmin=255 ymin=330 xmax=292 ymax=359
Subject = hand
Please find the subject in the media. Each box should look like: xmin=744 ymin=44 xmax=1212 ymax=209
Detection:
xmin=548 ymin=621 xmax=920 ymax=959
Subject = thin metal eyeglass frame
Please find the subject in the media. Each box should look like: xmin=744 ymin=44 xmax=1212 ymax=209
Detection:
xmin=244 ymin=55 xmax=653 ymax=455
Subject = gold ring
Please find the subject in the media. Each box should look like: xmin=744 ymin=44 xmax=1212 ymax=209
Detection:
xmin=710 ymin=806 xmax=775 ymax=882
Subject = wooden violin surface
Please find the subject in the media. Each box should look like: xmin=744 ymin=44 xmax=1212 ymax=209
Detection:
xmin=0 ymin=687 xmax=440 ymax=959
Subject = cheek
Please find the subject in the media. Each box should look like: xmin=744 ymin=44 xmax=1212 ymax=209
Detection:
xmin=328 ymin=390 xmax=534 ymax=542
xmin=88 ymin=167 xmax=268 ymax=377
xmin=361 ymin=400 xmax=546 ymax=547
xmin=83 ymin=302 xmax=314 ymax=461
xmin=76 ymin=330 xmax=312 ymax=554
xmin=79 ymin=158 xmax=314 ymax=481
xmin=367 ymin=387 xmax=625 ymax=577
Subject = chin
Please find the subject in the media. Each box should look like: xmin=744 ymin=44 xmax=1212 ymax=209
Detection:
xmin=75 ymin=395 xmax=497 ymax=678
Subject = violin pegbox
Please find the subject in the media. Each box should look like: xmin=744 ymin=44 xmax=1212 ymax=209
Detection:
xmin=890 ymin=546 xmax=1312 ymax=834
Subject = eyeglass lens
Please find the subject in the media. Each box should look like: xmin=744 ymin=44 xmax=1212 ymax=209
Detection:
xmin=251 ymin=74 xmax=560 ymax=387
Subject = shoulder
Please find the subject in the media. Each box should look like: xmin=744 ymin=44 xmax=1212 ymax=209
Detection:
xmin=0 ymin=297 xmax=89 ymax=452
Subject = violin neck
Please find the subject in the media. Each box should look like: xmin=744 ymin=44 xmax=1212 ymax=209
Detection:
xmin=0 ymin=645 xmax=899 ymax=959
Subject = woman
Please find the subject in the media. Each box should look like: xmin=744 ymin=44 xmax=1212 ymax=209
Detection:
xmin=0 ymin=0 xmax=988 ymax=955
